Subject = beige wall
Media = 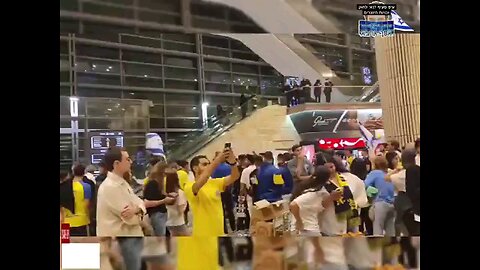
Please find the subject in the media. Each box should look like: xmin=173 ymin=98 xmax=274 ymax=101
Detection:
xmin=190 ymin=105 xmax=301 ymax=159
xmin=375 ymin=34 xmax=420 ymax=146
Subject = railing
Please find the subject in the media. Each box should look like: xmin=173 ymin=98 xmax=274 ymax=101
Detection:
xmin=164 ymin=95 xmax=268 ymax=160
xmin=283 ymin=83 xmax=380 ymax=106
xmin=351 ymin=81 xmax=380 ymax=102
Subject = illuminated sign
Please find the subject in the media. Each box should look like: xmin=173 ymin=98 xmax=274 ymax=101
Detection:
xmin=318 ymin=138 xmax=366 ymax=150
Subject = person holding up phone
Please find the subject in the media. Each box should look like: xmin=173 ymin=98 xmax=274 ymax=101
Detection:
xmin=177 ymin=144 xmax=240 ymax=270
xmin=184 ymin=143 xmax=240 ymax=236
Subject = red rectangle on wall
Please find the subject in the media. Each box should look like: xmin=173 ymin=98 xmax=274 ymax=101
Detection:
xmin=61 ymin=223 xmax=70 ymax=244
xmin=318 ymin=138 xmax=366 ymax=150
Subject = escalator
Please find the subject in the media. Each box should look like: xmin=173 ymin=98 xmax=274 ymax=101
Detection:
xmin=164 ymin=96 xmax=269 ymax=160
xmin=201 ymin=0 xmax=340 ymax=33
xmin=351 ymin=81 xmax=380 ymax=102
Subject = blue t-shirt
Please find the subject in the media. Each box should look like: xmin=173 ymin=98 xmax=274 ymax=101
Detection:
xmin=255 ymin=162 xmax=284 ymax=203
xmin=364 ymin=170 xmax=394 ymax=204
xmin=278 ymin=165 xmax=293 ymax=195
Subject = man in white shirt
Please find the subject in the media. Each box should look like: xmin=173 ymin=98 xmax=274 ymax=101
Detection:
xmin=239 ymin=155 xmax=261 ymax=220
xmin=97 ymin=147 xmax=146 ymax=270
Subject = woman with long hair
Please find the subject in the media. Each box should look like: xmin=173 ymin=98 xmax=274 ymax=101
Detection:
xmin=143 ymin=163 xmax=175 ymax=236
xmin=164 ymin=167 xmax=189 ymax=236
xmin=290 ymin=166 xmax=341 ymax=235
xmin=365 ymin=156 xmax=395 ymax=236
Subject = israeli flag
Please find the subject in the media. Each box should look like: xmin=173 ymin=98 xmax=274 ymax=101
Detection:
xmin=391 ymin=11 xmax=414 ymax=31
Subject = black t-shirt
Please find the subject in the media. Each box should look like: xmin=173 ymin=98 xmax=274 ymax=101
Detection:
xmin=143 ymin=179 xmax=167 ymax=215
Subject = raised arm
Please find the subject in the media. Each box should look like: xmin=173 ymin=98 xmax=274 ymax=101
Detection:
xmin=223 ymin=149 xmax=240 ymax=188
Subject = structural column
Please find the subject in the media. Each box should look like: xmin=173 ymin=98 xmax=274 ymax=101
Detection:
xmin=374 ymin=34 xmax=420 ymax=146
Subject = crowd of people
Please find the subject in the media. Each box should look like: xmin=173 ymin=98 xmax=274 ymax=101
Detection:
xmin=60 ymin=137 xmax=420 ymax=270
xmin=284 ymin=78 xmax=335 ymax=106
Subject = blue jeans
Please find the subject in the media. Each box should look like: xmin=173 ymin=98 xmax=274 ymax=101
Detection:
xmin=149 ymin=212 xmax=167 ymax=236
xmin=117 ymin=237 xmax=143 ymax=270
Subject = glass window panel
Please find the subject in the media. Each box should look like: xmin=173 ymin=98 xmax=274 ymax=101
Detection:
xmin=203 ymin=47 xmax=230 ymax=57
xmin=77 ymin=88 xmax=122 ymax=98
xmin=61 ymin=86 xmax=71 ymax=96
xmin=60 ymin=56 xmax=70 ymax=71
xmin=164 ymin=67 xmax=197 ymax=81
xmin=233 ymin=85 xmax=259 ymax=95
xmin=163 ymin=41 xmax=196 ymax=53
xmin=125 ymin=76 xmax=163 ymax=88
xmin=164 ymin=56 xmax=196 ymax=68
xmin=232 ymin=64 xmax=258 ymax=74
xmin=121 ymin=35 xmax=163 ymax=49
xmin=166 ymin=118 xmax=202 ymax=129
xmin=76 ymin=45 xmax=119 ymax=59
xmin=202 ymin=35 xmax=229 ymax=49
xmin=231 ymin=51 xmax=259 ymax=61
xmin=150 ymin=118 xmax=165 ymax=129
xmin=232 ymin=75 xmax=258 ymax=86
xmin=60 ymin=119 xmax=72 ymax=128
xmin=150 ymin=105 xmax=164 ymax=117
xmin=165 ymin=105 xmax=199 ymax=118
xmin=87 ymin=105 xmax=125 ymax=118
xmin=204 ymin=61 xmax=230 ymax=72
xmin=192 ymin=17 xmax=229 ymax=31
xmin=164 ymin=80 xmax=198 ymax=90
xmin=205 ymin=83 xmax=231 ymax=93
xmin=60 ymin=19 xmax=79 ymax=35
xmin=205 ymin=95 xmax=234 ymax=106
xmin=229 ymin=24 xmax=264 ymax=33
xmin=124 ymin=118 xmax=148 ymax=130
xmin=205 ymin=71 xmax=231 ymax=83
xmin=60 ymin=41 xmax=69 ymax=55
xmin=260 ymin=66 xmax=279 ymax=76
xmin=124 ymin=91 xmax=164 ymax=103
xmin=165 ymin=93 xmax=200 ymax=105
xmin=138 ymin=10 xmax=181 ymax=25
xmin=81 ymin=23 xmax=135 ymax=42
xmin=76 ymin=58 xmax=120 ymax=74
xmin=87 ymin=118 xmax=124 ymax=130
xmin=77 ymin=73 xmax=121 ymax=85
xmin=124 ymin=63 xmax=162 ymax=77
xmin=60 ymin=71 xmax=70 ymax=83
xmin=60 ymin=98 xmax=71 ymax=116
xmin=122 ymin=50 xmax=162 ymax=64
xmin=139 ymin=0 xmax=180 ymax=12
xmin=163 ymin=34 xmax=195 ymax=44
xmin=83 ymin=2 xmax=134 ymax=18
xmin=98 ymin=0 xmax=133 ymax=5
xmin=60 ymin=0 xmax=79 ymax=11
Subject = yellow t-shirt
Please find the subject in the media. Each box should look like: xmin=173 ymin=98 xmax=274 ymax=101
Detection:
xmin=64 ymin=181 xmax=91 ymax=228
xmin=177 ymin=236 xmax=220 ymax=270
xmin=183 ymin=178 xmax=226 ymax=237
xmin=177 ymin=177 xmax=224 ymax=270
xmin=177 ymin=170 xmax=190 ymax=191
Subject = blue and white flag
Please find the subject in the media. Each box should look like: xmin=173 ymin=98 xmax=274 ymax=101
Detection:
xmin=391 ymin=10 xmax=414 ymax=31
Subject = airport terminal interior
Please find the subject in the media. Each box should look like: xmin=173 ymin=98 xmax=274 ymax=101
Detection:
xmin=60 ymin=1 xmax=420 ymax=270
